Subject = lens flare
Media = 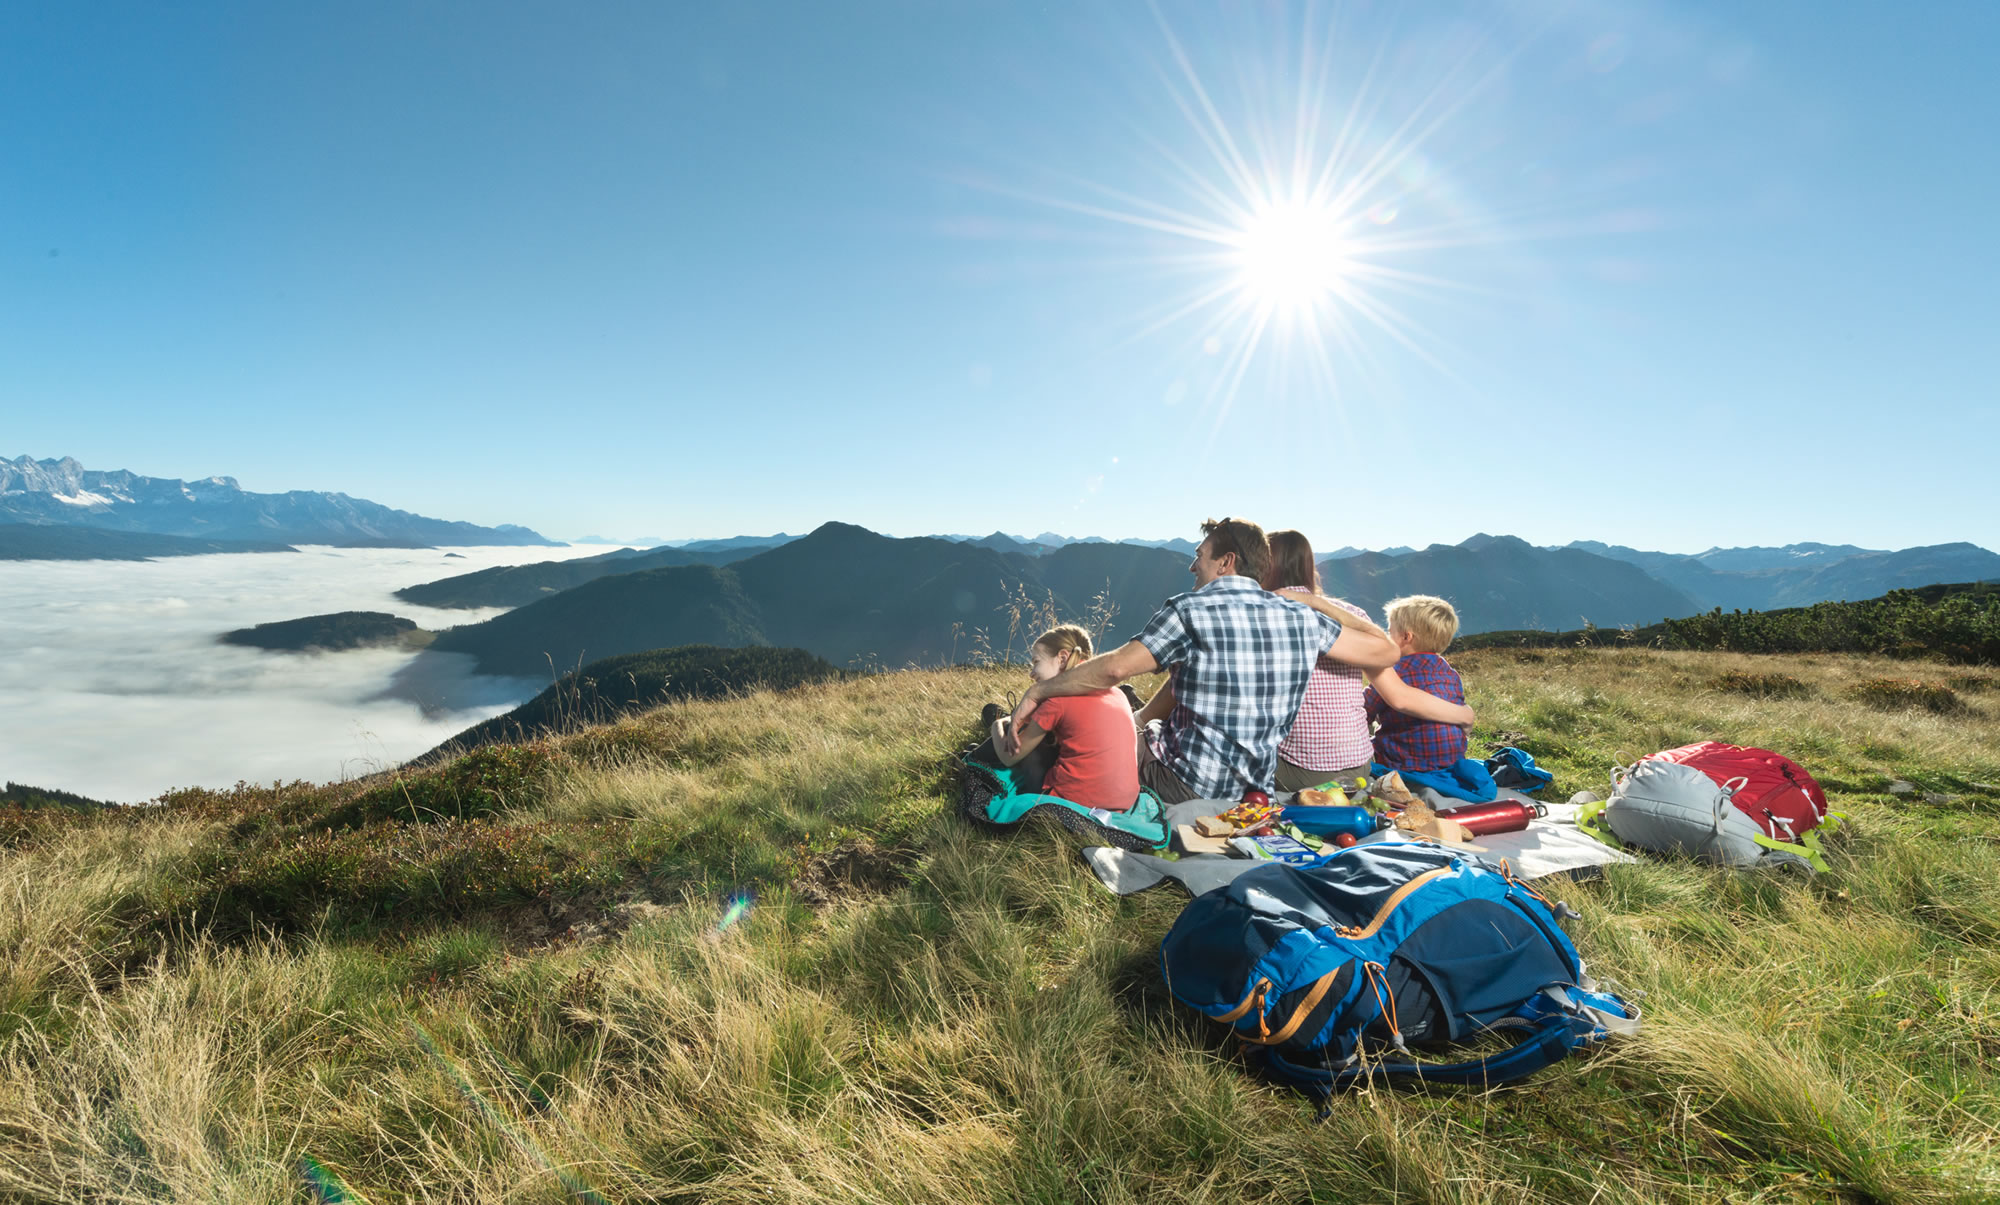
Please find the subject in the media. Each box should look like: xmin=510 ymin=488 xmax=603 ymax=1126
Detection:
xmin=718 ymin=892 xmax=753 ymax=933
xmin=408 ymin=1023 xmax=615 ymax=1204
xmin=299 ymin=1156 xmax=372 ymax=1204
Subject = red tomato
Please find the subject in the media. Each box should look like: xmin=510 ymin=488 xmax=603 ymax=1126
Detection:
xmin=1335 ymin=833 xmax=1358 ymax=848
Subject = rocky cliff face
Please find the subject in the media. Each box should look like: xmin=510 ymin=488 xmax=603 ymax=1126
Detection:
xmin=0 ymin=455 xmax=557 ymax=547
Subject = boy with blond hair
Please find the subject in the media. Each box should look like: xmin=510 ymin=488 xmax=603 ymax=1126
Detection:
xmin=1364 ymin=594 xmax=1495 ymax=802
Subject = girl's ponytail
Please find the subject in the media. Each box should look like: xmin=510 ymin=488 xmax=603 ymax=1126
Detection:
xmin=1032 ymin=624 xmax=1094 ymax=667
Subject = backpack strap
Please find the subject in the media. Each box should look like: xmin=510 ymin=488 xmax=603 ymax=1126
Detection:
xmin=1269 ymin=984 xmax=1640 ymax=1093
xmin=1342 ymin=1011 xmax=1592 ymax=1086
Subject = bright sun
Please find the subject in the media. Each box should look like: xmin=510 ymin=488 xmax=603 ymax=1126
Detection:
xmin=1231 ymin=202 xmax=1352 ymax=314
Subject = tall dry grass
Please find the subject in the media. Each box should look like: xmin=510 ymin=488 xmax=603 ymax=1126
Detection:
xmin=0 ymin=653 xmax=1996 ymax=1202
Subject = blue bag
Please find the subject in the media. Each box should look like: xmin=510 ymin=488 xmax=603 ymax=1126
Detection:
xmin=1158 ymin=842 xmax=1638 ymax=1093
xmin=1485 ymin=745 xmax=1555 ymax=793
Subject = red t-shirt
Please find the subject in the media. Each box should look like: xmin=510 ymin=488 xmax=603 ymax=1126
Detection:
xmin=1032 ymin=689 xmax=1141 ymax=811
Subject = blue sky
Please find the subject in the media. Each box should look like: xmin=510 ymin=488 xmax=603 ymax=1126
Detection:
xmin=5 ymin=1 xmax=1995 ymax=553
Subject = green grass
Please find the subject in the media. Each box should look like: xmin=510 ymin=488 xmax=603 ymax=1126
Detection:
xmin=1 ymin=652 xmax=1998 ymax=1201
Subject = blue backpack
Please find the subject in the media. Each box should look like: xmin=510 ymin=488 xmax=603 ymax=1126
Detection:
xmin=1158 ymin=842 xmax=1638 ymax=1093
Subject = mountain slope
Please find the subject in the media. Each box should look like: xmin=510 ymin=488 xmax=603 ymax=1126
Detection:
xmin=0 ymin=524 xmax=297 ymax=561
xmin=1693 ymin=542 xmax=1881 ymax=572
xmin=1565 ymin=538 xmax=1999 ymax=611
xmin=396 ymin=543 xmax=767 ymax=609
xmin=727 ymin=523 xmax=1048 ymax=666
xmin=426 ymin=564 xmax=768 ymax=678
xmin=0 ymin=455 xmax=556 ymax=547
xmin=431 ymin=645 xmax=843 ymax=754
xmin=423 ymin=523 xmax=1200 ymax=678
xmin=1319 ymin=536 xmax=1701 ymax=633
xmin=1767 ymin=543 xmax=2000 ymax=607
xmin=1031 ymin=541 xmax=1192 ymax=631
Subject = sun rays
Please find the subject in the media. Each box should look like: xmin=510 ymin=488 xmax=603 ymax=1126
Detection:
xmin=964 ymin=4 xmax=1542 ymax=428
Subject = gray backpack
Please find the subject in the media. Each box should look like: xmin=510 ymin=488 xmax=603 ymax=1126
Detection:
xmin=1589 ymin=743 xmax=1842 ymax=872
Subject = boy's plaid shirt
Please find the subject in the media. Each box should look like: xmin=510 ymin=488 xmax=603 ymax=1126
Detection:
xmin=1134 ymin=575 xmax=1343 ymax=798
xmin=1273 ymin=588 xmax=1377 ymax=773
xmin=1364 ymin=653 xmax=1468 ymax=772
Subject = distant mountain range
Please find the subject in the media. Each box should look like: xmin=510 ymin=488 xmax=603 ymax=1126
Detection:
xmin=1319 ymin=535 xmax=1703 ymax=632
xmin=387 ymin=524 xmax=2000 ymax=686
xmin=1555 ymin=539 xmax=2000 ymax=611
xmin=940 ymin=532 xmax=1203 ymax=558
xmin=0 ymin=524 xmax=297 ymax=561
xmin=1 ymin=455 xmax=557 ymax=548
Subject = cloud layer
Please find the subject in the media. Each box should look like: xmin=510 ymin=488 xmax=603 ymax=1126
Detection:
xmin=0 ymin=545 xmax=604 ymax=801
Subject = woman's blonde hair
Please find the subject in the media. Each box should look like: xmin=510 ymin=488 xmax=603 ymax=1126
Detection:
xmin=1033 ymin=624 xmax=1094 ymax=664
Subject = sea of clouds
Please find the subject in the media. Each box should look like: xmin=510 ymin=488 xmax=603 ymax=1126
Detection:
xmin=0 ymin=544 xmax=607 ymax=802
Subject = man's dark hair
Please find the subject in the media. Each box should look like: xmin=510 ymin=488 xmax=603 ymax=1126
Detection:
xmin=1200 ymin=516 xmax=1271 ymax=584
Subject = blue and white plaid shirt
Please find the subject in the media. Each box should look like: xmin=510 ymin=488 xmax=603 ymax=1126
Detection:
xmin=1135 ymin=574 xmax=1344 ymax=797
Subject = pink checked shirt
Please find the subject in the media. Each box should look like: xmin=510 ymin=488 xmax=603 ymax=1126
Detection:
xmin=1275 ymin=589 xmax=1376 ymax=773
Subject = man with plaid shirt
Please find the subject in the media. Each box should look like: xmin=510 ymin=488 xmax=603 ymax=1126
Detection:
xmin=1003 ymin=517 xmax=1399 ymax=803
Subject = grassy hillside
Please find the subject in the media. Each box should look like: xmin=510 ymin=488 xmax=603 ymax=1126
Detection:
xmin=432 ymin=645 xmax=845 ymax=755
xmin=2 ymin=651 xmax=1998 ymax=1201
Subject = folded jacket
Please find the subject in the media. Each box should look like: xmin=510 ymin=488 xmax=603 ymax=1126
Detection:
xmin=1372 ymin=757 xmax=1497 ymax=804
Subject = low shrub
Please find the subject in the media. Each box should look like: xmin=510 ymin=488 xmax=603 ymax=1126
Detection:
xmin=328 ymin=744 xmax=569 ymax=828
xmin=1706 ymin=670 xmax=1815 ymax=699
xmin=1847 ymin=678 xmax=1964 ymax=714
xmin=168 ymin=816 xmax=629 ymax=938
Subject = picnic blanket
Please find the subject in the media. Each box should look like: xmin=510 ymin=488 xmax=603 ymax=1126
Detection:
xmin=1080 ymin=791 xmax=1634 ymax=896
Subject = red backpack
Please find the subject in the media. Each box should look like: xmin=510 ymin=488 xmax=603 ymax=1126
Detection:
xmin=1580 ymin=741 xmax=1847 ymax=872
xmin=1643 ymin=742 xmax=1830 ymax=845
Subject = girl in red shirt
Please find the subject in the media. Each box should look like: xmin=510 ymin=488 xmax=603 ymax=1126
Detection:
xmin=989 ymin=625 xmax=1141 ymax=811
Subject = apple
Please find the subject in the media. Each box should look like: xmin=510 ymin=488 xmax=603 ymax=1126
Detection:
xmin=1240 ymin=788 xmax=1271 ymax=809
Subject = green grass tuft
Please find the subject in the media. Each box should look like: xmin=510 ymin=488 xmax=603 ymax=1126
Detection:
xmin=1847 ymin=677 xmax=1966 ymax=714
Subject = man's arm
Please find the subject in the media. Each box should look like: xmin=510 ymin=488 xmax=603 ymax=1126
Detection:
xmin=1003 ymin=639 xmax=1159 ymax=756
xmin=1369 ymin=664 xmax=1477 ymax=726
xmin=1324 ymin=623 xmax=1398 ymax=671
xmin=1282 ymin=590 xmax=1399 ymax=670
xmin=1284 ymin=592 xmax=1388 ymax=641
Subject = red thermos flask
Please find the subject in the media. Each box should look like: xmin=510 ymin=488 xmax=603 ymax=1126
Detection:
xmin=1432 ymin=799 xmax=1547 ymax=836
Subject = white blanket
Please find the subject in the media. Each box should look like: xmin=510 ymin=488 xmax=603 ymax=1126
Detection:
xmin=1081 ymin=796 xmax=1632 ymax=897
